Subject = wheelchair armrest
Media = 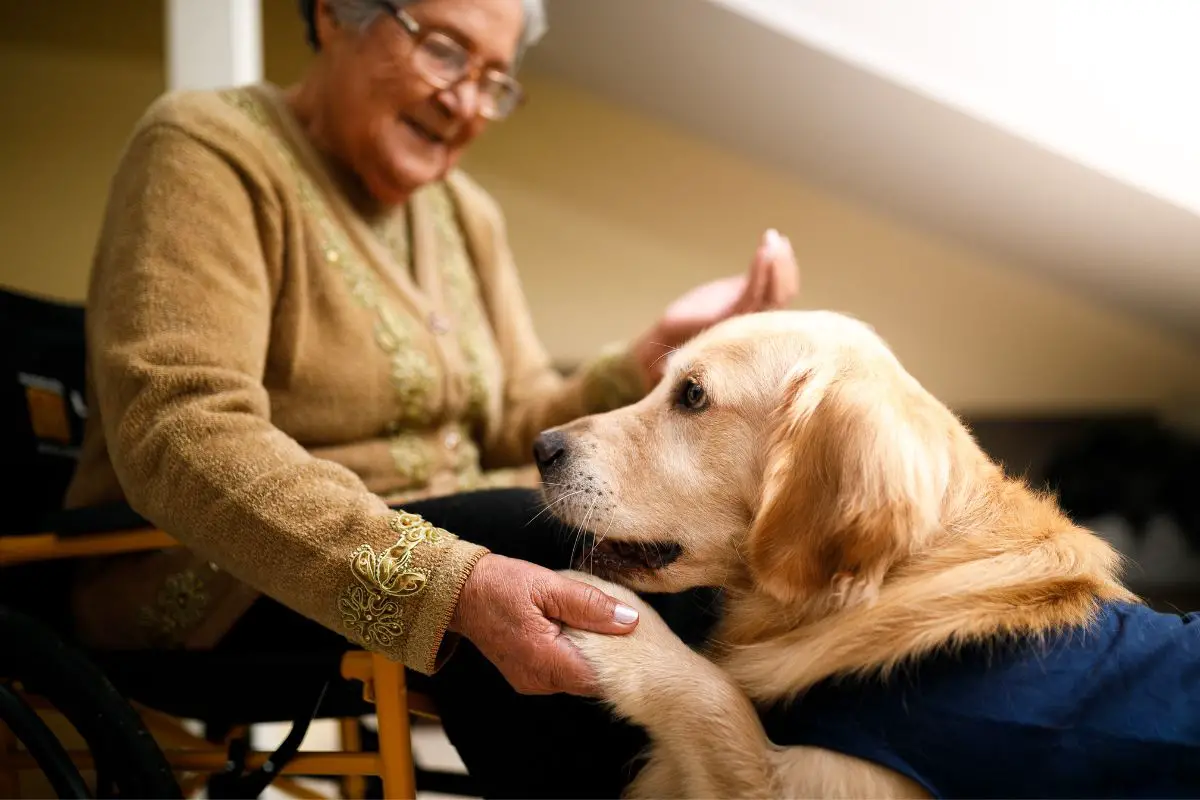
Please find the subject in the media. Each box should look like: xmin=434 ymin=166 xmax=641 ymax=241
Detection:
xmin=0 ymin=503 xmax=175 ymax=567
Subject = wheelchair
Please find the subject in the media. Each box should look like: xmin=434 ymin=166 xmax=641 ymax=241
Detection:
xmin=0 ymin=286 xmax=466 ymax=799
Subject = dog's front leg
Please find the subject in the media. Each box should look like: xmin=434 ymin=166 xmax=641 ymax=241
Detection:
xmin=560 ymin=571 xmax=780 ymax=799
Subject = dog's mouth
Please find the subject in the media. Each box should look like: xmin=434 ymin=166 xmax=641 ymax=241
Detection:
xmin=574 ymin=536 xmax=684 ymax=572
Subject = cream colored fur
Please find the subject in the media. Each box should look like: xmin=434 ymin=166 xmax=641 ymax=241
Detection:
xmin=542 ymin=310 xmax=1135 ymax=799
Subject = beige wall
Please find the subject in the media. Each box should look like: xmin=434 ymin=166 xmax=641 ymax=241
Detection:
xmin=2 ymin=0 xmax=1197 ymax=413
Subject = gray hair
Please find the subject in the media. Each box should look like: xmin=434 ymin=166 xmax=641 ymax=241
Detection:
xmin=298 ymin=0 xmax=548 ymax=68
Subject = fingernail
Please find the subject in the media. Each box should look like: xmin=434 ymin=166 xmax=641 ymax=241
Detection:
xmin=767 ymin=230 xmax=787 ymax=258
xmin=613 ymin=604 xmax=639 ymax=624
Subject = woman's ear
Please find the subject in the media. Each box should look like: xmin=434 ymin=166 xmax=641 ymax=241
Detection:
xmin=313 ymin=0 xmax=343 ymax=50
xmin=745 ymin=366 xmax=950 ymax=611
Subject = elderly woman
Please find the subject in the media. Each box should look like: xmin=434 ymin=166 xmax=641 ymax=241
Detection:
xmin=62 ymin=0 xmax=798 ymax=794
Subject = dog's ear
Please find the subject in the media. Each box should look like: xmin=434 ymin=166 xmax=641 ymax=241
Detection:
xmin=745 ymin=365 xmax=950 ymax=610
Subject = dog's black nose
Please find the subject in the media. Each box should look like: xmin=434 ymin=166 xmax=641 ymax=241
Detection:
xmin=533 ymin=430 xmax=568 ymax=473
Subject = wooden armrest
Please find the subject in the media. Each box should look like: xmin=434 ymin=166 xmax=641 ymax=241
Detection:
xmin=0 ymin=528 xmax=180 ymax=567
xmin=340 ymin=652 xmax=439 ymax=720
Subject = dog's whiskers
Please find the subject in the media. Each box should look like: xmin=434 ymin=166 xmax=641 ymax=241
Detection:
xmin=575 ymin=497 xmax=600 ymax=573
xmin=585 ymin=504 xmax=620 ymax=573
xmin=524 ymin=489 xmax=585 ymax=528
xmin=567 ymin=497 xmax=599 ymax=573
xmin=647 ymin=342 xmax=679 ymax=370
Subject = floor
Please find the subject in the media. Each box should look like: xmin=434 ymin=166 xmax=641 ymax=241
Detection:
xmin=251 ymin=716 xmax=474 ymax=800
xmin=10 ymin=713 xmax=474 ymax=799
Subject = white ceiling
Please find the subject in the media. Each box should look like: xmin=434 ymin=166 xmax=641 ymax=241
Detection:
xmin=713 ymin=0 xmax=1200 ymax=217
xmin=524 ymin=0 xmax=1200 ymax=343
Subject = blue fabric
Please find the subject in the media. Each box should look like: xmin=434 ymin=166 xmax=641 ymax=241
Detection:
xmin=759 ymin=602 xmax=1200 ymax=799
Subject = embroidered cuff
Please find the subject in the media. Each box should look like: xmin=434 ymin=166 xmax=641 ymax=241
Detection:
xmin=338 ymin=510 xmax=489 ymax=674
xmin=578 ymin=342 xmax=650 ymax=414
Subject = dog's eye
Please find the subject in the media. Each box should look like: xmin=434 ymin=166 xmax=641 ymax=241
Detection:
xmin=677 ymin=378 xmax=708 ymax=411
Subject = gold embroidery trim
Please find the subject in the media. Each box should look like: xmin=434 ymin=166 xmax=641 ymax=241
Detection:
xmin=219 ymin=88 xmax=437 ymax=428
xmin=427 ymin=185 xmax=496 ymax=425
xmin=338 ymin=512 xmax=450 ymax=647
xmin=451 ymin=436 xmax=484 ymax=492
xmin=137 ymin=567 xmax=213 ymax=642
xmin=387 ymin=424 xmax=484 ymax=490
xmin=389 ymin=432 xmax=433 ymax=484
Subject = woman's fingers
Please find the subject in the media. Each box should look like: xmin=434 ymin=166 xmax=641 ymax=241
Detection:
xmin=735 ymin=229 xmax=778 ymax=314
xmin=769 ymin=234 xmax=800 ymax=308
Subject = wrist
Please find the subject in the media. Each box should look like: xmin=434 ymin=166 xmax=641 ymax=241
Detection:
xmin=449 ymin=552 xmax=494 ymax=635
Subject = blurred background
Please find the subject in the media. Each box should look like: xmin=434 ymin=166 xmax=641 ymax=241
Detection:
xmin=1 ymin=1 xmax=1198 ymax=796
xmin=2 ymin=0 xmax=1196 ymax=600
xmin=4 ymin=0 xmax=1200 ymax=601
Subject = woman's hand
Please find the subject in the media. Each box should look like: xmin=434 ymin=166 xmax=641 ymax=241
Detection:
xmin=449 ymin=554 xmax=640 ymax=696
xmin=633 ymin=228 xmax=800 ymax=386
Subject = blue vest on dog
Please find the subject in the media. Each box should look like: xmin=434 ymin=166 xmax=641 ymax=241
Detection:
xmin=759 ymin=602 xmax=1200 ymax=799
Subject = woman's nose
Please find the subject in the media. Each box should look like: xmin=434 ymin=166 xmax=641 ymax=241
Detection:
xmin=438 ymin=80 xmax=481 ymax=122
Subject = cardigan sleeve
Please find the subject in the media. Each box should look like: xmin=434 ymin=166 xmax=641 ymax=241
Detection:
xmin=85 ymin=120 xmax=486 ymax=674
xmin=446 ymin=173 xmax=652 ymax=470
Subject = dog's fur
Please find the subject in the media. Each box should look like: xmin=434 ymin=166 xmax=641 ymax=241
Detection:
xmin=539 ymin=310 xmax=1136 ymax=799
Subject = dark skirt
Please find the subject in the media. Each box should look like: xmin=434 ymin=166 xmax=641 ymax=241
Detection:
xmin=89 ymin=488 xmax=721 ymax=798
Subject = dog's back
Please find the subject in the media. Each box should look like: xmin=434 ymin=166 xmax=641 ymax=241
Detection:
xmin=757 ymin=600 xmax=1200 ymax=798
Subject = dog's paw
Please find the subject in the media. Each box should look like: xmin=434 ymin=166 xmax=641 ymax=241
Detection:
xmin=558 ymin=570 xmax=695 ymax=722
xmin=564 ymin=626 xmax=658 ymax=722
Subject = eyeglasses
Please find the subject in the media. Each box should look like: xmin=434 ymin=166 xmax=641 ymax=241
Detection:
xmin=386 ymin=5 xmax=526 ymax=121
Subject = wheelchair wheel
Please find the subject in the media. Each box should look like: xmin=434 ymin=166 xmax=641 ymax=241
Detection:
xmin=0 ymin=605 xmax=182 ymax=799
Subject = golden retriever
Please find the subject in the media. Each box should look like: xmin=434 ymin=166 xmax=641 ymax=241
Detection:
xmin=534 ymin=309 xmax=1143 ymax=799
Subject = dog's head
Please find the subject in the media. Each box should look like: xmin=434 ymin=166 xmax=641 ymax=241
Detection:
xmin=537 ymin=309 xmax=973 ymax=612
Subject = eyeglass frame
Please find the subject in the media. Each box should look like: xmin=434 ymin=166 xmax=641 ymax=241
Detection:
xmin=384 ymin=3 xmax=527 ymax=121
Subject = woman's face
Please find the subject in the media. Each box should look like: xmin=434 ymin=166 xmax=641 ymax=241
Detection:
xmin=315 ymin=0 xmax=524 ymax=204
